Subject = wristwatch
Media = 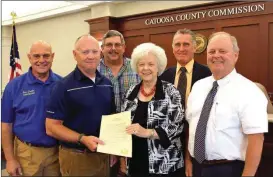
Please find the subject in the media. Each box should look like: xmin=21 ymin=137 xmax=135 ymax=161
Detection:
xmin=77 ymin=133 xmax=85 ymax=145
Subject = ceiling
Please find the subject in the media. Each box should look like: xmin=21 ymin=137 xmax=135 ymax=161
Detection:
xmin=1 ymin=1 xmax=215 ymax=26
xmin=1 ymin=1 xmax=109 ymax=26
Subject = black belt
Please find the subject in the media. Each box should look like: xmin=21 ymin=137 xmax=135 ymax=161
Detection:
xmin=60 ymin=145 xmax=93 ymax=153
xmin=16 ymin=136 xmax=56 ymax=148
xmin=192 ymin=157 xmax=237 ymax=166
xmin=202 ymin=159 xmax=236 ymax=165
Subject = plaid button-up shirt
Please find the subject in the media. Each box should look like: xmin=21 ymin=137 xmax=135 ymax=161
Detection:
xmin=98 ymin=57 xmax=140 ymax=112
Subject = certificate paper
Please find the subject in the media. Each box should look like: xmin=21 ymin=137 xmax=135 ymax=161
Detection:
xmin=97 ymin=111 xmax=132 ymax=157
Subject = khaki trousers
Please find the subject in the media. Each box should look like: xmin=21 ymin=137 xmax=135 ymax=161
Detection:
xmin=14 ymin=137 xmax=60 ymax=176
xmin=59 ymin=146 xmax=110 ymax=177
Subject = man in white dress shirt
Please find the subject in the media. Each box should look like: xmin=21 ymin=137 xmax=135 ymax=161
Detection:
xmin=186 ymin=31 xmax=268 ymax=177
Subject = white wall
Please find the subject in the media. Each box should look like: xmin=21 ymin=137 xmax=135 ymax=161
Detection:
xmin=1 ymin=10 xmax=91 ymax=90
xmin=1 ymin=1 xmax=213 ymax=90
xmin=2 ymin=26 xmax=12 ymax=92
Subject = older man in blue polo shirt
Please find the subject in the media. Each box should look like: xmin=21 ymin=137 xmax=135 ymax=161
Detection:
xmin=45 ymin=34 xmax=116 ymax=177
xmin=1 ymin=41 xmax=62 ymax=176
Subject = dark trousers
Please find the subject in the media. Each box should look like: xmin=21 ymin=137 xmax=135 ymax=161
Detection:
xmin=130 ymin=167 xmax=185 ymax=177
xmin=192 ymin=158 xmax=244 ymax=177
xmin=110 ymin=160 xmax=120 ymax=177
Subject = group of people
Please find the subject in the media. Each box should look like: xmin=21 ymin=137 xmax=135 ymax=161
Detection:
xmin=1 ymin=28 xmax=268 ymax=177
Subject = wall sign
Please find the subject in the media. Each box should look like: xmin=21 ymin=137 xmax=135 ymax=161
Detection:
xmin=195 ymin=33 xmax=207 ymax=54
xmin=145 ymin=4 xmax=265 ymax=25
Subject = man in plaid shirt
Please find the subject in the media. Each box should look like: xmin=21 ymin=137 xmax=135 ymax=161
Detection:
xmin=98 ymin=30 xmax=140 ymax=177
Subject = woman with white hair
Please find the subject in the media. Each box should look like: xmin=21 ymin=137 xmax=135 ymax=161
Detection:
xmin=122 ymin=43 xmax=184 ymax=177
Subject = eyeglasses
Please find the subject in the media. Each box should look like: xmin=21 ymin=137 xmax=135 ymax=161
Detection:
xmin=76 ymin=49 xmax=99 ymax=56
xmin=103 ymin=43 xmax=123 ymax=49
xmin=31 ymin=53 xmax=52 ymax=60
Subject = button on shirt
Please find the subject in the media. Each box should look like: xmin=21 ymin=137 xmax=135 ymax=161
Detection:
xmin=98 ymin=57 xmax=140 ymax=112
xmin=186 ymin=69 xmax=268 ymax=161
xmin=1 ymin=67 xmax=62 ymax=146
xmin=46 ymin=67 xmax=116 ymax=149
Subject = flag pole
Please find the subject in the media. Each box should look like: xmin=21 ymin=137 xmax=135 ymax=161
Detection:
xmin=11 ymin=11 xmax=16 ymax=60
xmin=8 ymin=11 xmax=22 ymax=81
xmin=11 ymin=11 xmax=17 ymax=25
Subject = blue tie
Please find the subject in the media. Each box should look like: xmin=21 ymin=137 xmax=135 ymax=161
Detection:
xmin=194 ymin=81 xmax=219 ymax=163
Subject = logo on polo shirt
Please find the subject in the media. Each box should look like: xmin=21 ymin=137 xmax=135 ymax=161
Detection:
xmin=23 ymin=89 xmax=35 ymax=96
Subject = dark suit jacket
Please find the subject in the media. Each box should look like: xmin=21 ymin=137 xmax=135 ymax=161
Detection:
xmin=159 ymin=61 xmax=211 ymax=90
xmin=159 ymin=61 xmax=211 ymax=161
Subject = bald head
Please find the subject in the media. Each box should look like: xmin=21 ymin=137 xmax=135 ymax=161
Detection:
xmin=74 ymin=34 xmax=99 ymax=50
xmin=29 ymin=40 xmax=52 ymax=53
xmin=27 ymin=40 xmax=54 ymax=78
xmin=73 ymin=34 xmax=101 ymax=77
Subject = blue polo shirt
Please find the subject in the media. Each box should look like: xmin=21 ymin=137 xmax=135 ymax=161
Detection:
xmin=1 ymin=67 xmax=62 ymax=146
xmin=46 ymin=66 xmax=116 ymax=149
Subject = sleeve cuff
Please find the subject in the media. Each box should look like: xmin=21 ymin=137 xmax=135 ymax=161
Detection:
xmin=155 ymin=127 xmax=171 ymax=149
xmin=46 ymin=110 xmax=64 ymax=120
xmin=243 ymin=128 xmax=268 ymax=134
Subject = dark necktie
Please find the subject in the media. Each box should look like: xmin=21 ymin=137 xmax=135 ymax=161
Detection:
xmin=177 ymin=67 xmax=187 ymax=108
xmin=194 ymin=81 xmax=219 ymax=163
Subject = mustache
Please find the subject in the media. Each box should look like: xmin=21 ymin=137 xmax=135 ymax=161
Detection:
xmin=109 ymin=50 xmax=119 ymax=54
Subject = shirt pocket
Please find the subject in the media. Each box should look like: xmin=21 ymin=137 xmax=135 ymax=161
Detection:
xmin=214 ymin=102 xmax=239 ymax=131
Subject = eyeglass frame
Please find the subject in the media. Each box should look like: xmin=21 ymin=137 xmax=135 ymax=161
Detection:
xmin=102 ymin=42 xmax=124 ymax=49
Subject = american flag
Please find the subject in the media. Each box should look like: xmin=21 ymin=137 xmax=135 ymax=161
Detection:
xmin=9 ymin=24 xmax=22 ymax=81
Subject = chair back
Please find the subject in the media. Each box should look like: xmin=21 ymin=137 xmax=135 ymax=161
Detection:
xmin=255 ymin=82 xmax=273 ymax=114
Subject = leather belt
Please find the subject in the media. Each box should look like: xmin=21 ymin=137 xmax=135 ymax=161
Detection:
xmin=60 ymin=145 xmax=93 ymax=153
xmin=202 ymin=159 xmax=236 ymax=165
xmin=16 ymin=136 xmax=56 ymax=148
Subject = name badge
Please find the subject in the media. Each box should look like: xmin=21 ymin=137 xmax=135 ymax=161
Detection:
xmin=23 ymin=90 xmax=35 ymax=96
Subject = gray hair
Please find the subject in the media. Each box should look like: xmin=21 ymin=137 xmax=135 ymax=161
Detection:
xmin=173 ymin=28 xmax=196 ymax=47
xmin=208 ymin=31 xmax=240 ymax=52
xmin=131 ymin=43 xmax=167 ymax=75
xmin=102 ymin=30 xmax=125 ymax=45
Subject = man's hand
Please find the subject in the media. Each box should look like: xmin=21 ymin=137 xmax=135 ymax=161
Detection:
xmin=185 ymin=158 xmax=193 ymax=177
xmin=6 ymin=159 xmax=22 ymax=176
xmin=80 ymin=135 xmax=104 ymax=152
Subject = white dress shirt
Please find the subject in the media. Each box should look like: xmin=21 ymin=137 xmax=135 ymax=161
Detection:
xmin=186 ymin=69 xmax=268 ymax=161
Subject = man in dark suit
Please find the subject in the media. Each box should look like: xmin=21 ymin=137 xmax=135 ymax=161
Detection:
xmin=160 ymin=28 xmax=211 ymax=177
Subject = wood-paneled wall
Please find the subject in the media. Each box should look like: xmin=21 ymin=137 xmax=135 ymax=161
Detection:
xmin=86 ymin=2 xmax=273 ymax=176
xmin=86 ymin=1 xmax=273 ymax=99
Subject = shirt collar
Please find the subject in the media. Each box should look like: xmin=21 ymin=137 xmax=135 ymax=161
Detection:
xmin=211 ymin=68 xmax=237 ymax=87
xmin=74 ymin=66 xmax=103 ymax=83
xmin=27 ymin=67 xmax=54 ymax=85
xmin=176 ymin=59 xmax=194 ymax=75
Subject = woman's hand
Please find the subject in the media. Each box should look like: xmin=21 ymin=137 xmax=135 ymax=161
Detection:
xmin=126 ymin=123 xmax=150 ymax=138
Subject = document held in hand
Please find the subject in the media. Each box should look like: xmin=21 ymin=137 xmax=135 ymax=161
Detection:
xmin=97 ymin=111 xmax=132 ymax=157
